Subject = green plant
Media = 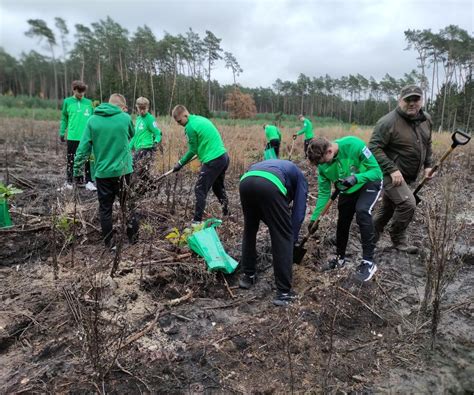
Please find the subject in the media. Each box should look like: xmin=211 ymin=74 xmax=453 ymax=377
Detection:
xmin=0 ymin=183 xmax=23 ymax=200
xmin=165 ymin=222 xmax=206 ymax=247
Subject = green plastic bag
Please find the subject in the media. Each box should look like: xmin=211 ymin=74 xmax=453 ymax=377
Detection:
xmin=0 ymin=198 xmax=12 ymax=228
xmin=263 ymin=146 xmax=277 ymax=160
xmin=187 ymin=218 xmax=239 ymax=274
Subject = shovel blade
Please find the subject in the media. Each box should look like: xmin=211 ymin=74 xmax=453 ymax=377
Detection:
xmin=293 ymin=245 xmax=307 ymax=265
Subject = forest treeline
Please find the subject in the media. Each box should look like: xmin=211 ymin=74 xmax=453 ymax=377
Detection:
xmin=0 ymin=17 xmax=472 ymax=129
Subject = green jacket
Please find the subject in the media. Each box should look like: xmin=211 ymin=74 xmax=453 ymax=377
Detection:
xmin=59 ymin=96 xmax=93 ymax=141
xmin=130 ymin=112 xmax=162 ymax=150
xmin=296 ymin=118 xmax=314 ymax=139
xmin=311 ymin=136 xmax=382 ymax=221
xmin=74 ymin=103 xmax=134 ymax=179
xmin=369 ymin=108 xmax=433 ymax=183
xmin=178 ymin=115 xmax=227 ymax=165
xmin=265 ymin=125 xmax=281 ymax=142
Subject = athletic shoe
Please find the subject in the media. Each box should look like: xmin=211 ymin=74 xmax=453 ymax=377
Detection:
xmin=85 ymin=181 xmax=97 ymax=191
xmin=272 ymin=290 xmax=297 ymax=306
xmin=392 ymin=242 xmax=419 ymax=254
xmin=355 ymin=260 xmax=378 ymax=282
xmin=239 ymin=273 xmax=256 ymax=289
xmin=58 ymin=182 xmax=73 ymax=191
xmin=320 ymin=255 xmax=346 ymax=272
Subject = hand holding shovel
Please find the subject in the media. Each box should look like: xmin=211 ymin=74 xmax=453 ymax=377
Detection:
xmin=293 ymin=188 xmax=340 ymax=264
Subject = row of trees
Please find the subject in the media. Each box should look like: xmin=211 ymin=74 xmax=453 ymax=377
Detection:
xmin=0 ymin=18 xmax=472 ymax=130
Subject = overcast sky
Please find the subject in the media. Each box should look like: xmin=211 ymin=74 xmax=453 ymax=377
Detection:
xmin=0 ymin=0 xmax=472 ymax=88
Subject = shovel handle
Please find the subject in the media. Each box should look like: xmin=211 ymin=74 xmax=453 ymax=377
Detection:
xmin=300 ymin=189 xmax=340 ymax=246
xmin=451 ymin=129 xmax=471 ymax=148
xmin=414 ymin=129 xmax=471 ymax=201
xmin=288 ymin=139 xmax=296 ymax=160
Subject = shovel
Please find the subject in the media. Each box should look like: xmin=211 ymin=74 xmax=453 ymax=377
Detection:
xmin=293 ymin=188 xmax=340 ymax=264
xmin=154 ymin=156 xmax=199 ymax=182
xmin=288 ymin=138 xmax=296 ymax=160
xmin=413 ymin=129 xmax=471 ymax=205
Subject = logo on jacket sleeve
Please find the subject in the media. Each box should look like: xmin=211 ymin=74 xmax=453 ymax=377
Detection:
xmin=362 ymin=146 xmax=372 ymax=159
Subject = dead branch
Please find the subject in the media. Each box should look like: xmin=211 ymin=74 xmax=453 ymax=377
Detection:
xmin=336 ymin=286 xmax=386 ymax=322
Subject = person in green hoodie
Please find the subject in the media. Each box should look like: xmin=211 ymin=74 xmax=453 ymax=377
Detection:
xmin=59 ymin=80 xmax=95 ymax=191
xmin=292 ymin=114 xmax=314 ymax=158
xmin=172 ymin=105 xmax=229 ymax=223
xmin=74 ymin=93 xmax=138 ymax=248
xmin=307 ymin=136 xmax=382 ymax=282
xmin=130 ymin=97 xmax=162 ymax=193
xmin=264 ymin=124 xmax=282 ymax=158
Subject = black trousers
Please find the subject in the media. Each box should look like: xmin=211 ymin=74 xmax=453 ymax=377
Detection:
xmin=336 ymin=180 xmax=382 ymax=261
xmin=303 ymin=138 xmax=313 ymax=159
xmin=67 ymin=140 xmax=91 ymax=183
xmin=266 ymin=139 xmax=280 ymax=158
xmin=132 ymin=148 xmax=155 ymax=195
xmin=194 ymin=153 xmax=229 ymax=222
xmin=96 ymin=174 xmax=138 ymax=246
xmin=240 ymin=176 xmax=293 ymax=293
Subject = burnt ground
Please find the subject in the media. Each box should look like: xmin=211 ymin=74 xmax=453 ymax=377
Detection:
xmin=0 ymin=119 xmax=473 ymax=393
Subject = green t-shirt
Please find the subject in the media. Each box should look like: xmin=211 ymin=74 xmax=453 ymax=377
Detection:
xmin=130 ymin=112 xmax=162 ymax=150
xmin=74 ymin=103 xmax=134 ymax=179
xmin=311 ymin=136 xmax=382 ymax=221
xmin=59 ymin=96 xmax=93 ymax=141
xmin=178 ymin=115 xmax=227 ymax=165
xmin=265 ymin=125 xmax=281 ymax=142
xmin=296 ymin=118 xmax=314 ymax=139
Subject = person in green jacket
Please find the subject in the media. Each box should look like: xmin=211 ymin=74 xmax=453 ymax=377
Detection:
xmin=74 ymin=93 xmax=138 ymax=248
xmin=307 ymin=136 xmax=382 ymax=282
xmin=292 ymin=114 xmax=314 ymax=158
xmin=58 ymin=80 xmax=95 ymax=191
xmin=172 ymin=105 xmax=229 ymax=223
xmin=130 ymin=97 xmax=162 ymax=193
xmin=264 ymin=124 xmax=282 ymax=157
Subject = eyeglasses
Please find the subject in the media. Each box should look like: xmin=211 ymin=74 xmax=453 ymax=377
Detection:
xmin=404 ymin=96 xmax=421 ymax=103
xmin=74 ymin=88 xmax=86 ymax=93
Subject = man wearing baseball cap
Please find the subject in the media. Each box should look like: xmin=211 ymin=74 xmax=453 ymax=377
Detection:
xmin=368 ymin=85 xmax=433 ymax=254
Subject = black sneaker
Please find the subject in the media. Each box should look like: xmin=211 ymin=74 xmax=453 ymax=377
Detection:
xmin=239 ymin=273 xmax=256 ymax=289
xmin=355 ymin=260 xmax=378 ymax=282
xmin=321 ymin=256 xmax=346 ymax=272
xmin=273 ymin=291 xmax=297 ymax=306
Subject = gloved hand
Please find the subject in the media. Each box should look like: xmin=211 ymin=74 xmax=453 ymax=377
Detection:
xmin=308 ymin=220 xmax=319 ymax=234
xmin=173 ymin=162 xmax=183 ymax=172
xmin=338 ymin=175 xmax=357 ymax=188
xmin=292 ymin=134 xmax=297 ymax=140
xmin=60 ymin=136 xmax=66 ymax=143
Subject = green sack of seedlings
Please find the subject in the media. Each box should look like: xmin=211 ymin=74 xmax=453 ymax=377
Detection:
xmin=0 ymin=198 xmax=12 ymax=228
xmin=187 ymin=218 xmax=239 ymax=274
xmin=263 ymin=146 xmax=277 ymax=160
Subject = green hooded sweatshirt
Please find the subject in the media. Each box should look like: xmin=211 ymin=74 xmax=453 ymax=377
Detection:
xmin=74 ymin=103 xmax=134 ymax=179
xmin=59 ymin=96 xmax=93 ymax=141
xmin=296 ymin=118 xmax=314 ymax=139
xmin=311 ymin=136 xmax=382 ymax=221
xmin=178 ymin=115 xmax=227 ymax=166
xmin=265 ymin=125 xmax=281 ymax=142
xmin=130 ymin=112 xmax=162 ymax=150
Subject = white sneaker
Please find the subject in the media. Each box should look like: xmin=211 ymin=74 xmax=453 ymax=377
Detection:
xmin=57 ymin=182 xmax=73 ymax=191
xmin=85 ymin=181 xmax=97 ymax=191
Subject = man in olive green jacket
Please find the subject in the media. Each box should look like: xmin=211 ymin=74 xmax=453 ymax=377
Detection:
xmin=172 ymin=105 xmax=229 ymax=223
xmin=369 ymin=85 xmax=434 ymax=254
